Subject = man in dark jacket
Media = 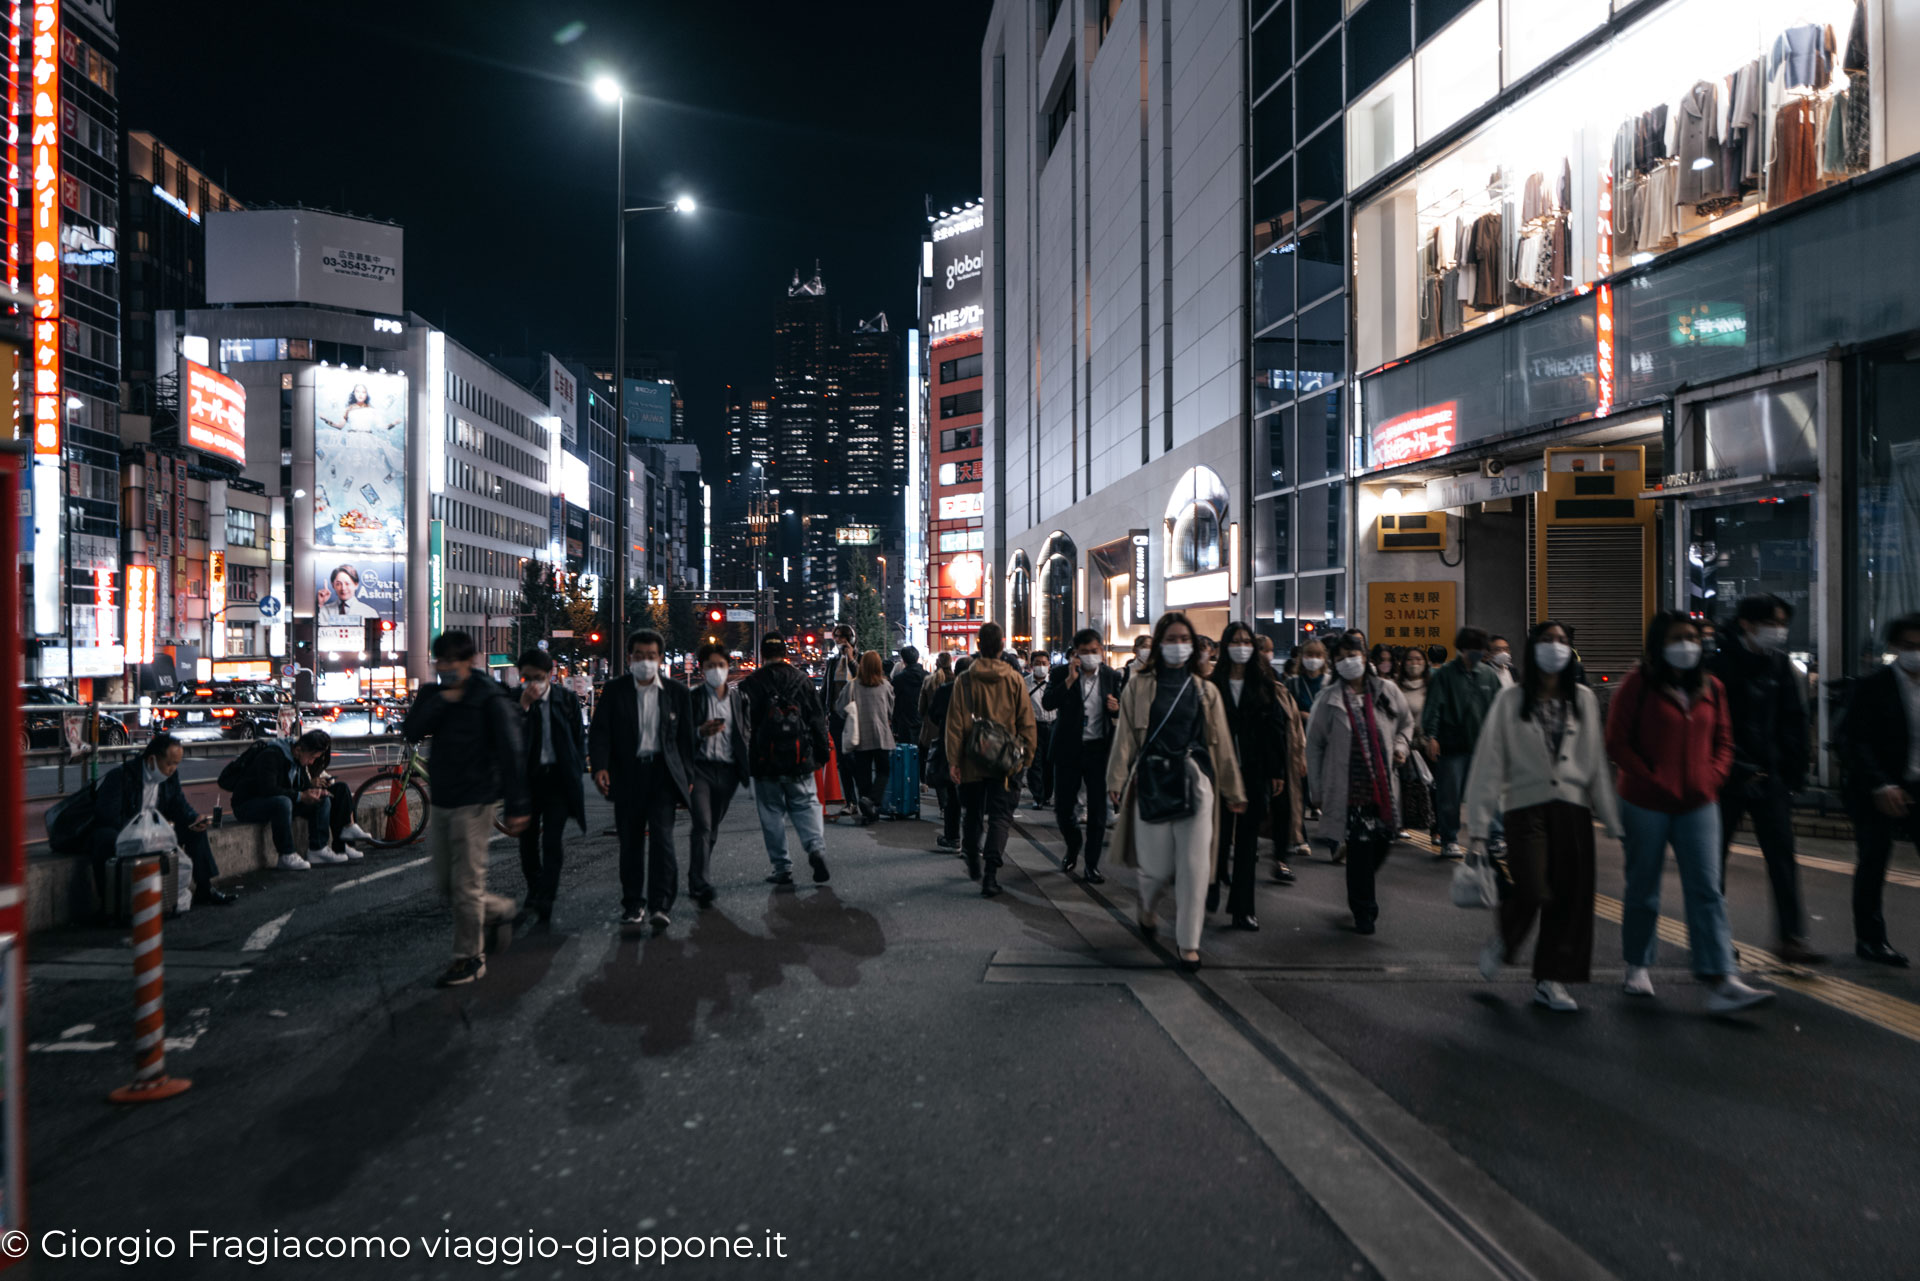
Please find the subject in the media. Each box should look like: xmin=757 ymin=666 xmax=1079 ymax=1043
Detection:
xmin=514 ymin=648 xmax=586 ymax=924
xmin=687 ymin=643 xmax=752 ymax=907
xmin=927 ymin=658 xmax=967 ymax=851
xmin=1710 ymin=594 xmax=1820 ymax=963
xmin=1422 ymin=626 xmax=1502 ymax=860
xmin=890 ymin=646 xmax=926 ymax=750
xmin=1841 ymin=613 xmax=1920 ymax=966
xmin=91 ymin=731 xmax=232 ymax=907
xmin=227 ymin=728 xmax=341 ymax=869
xmin=589 ymin=628 xmax=696 ymax=932
xmin=741 ymin=633 xmax=833 ymax=886
xmin=1044 ymin=628 xmax=1122 ymax=882
xmin=403 ymin=631 xmax=530 ymax=987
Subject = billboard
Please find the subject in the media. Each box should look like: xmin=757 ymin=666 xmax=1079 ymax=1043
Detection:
xmin=313 ymin=366 xmax=407 ymax=553
xmin=184 ymin=360 xmax=247 ymax=465
xmin=928 ymin=205 xmax=984 ymax=347
xmin=1370 ymin=402 xmax=1457 ymax=469
xmin=125 ymin=564 xmax=157 ymax=665
xmin=315 ymin=557 xmax=405 ymax=635
xmin=550 ymin=355 xmax=578 ymax=447
xmin=206 ymin=209 xmax=405 ymax=315
xmin=623 ymin=378 xmax=673 ymax=441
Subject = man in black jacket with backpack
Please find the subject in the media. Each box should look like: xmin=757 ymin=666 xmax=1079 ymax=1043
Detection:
xmin=741 ymin=634 xmax=833 ymax=887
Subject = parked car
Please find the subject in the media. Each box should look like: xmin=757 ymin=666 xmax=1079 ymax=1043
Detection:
xmin=153 ymin=682 xmax=295 ymax=742
xmin=19 ymin=684 xmax=131 ymax=751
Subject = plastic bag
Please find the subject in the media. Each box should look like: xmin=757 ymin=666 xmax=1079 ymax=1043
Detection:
xmin=115 ymin=806 xmax=177 ymax=863
xmin=1451 ymin=846 xmax=1498 ymax=909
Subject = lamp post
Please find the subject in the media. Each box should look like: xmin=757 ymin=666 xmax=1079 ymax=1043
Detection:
xmin=591 ymin=74 xmax=695 ymax=656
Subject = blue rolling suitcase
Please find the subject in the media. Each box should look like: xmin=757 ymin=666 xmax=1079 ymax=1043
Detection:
xmin=885 ymin=743 xmax=921 ymax=819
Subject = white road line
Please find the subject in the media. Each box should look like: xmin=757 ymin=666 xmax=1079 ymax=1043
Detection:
xmin=330 ymin=856 xmax=429 ymax=893
xmin=243 ymin=910 xmax=295 ymax=953
xmin=29 ymin=1041 xmax=116 ymax=1053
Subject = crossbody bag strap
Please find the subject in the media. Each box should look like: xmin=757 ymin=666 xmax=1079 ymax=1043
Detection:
xmin=1137 ymin=674 xmax=1194 ymax=763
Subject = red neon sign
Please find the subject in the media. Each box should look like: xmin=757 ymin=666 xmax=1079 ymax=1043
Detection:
xmin=125 ymin=563 xmax=156 ymax=665
xmin=29 ymin=0 xmax=58 ymax=456
xmin=1370 ymin=401 xmax=1457 ymax=468
xmin=184 ymin=360 xmax=247 ymax=465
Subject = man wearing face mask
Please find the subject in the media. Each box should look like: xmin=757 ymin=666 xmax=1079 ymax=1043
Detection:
xmin=1487 ymin=636 xmax=1516 ymax=689
xmin=1709 ymin=595 xmax=1820 ymax=963
xmin=589 ymin=629 xmax=697 ymax=932
xmin=687 ymin=643 xmax=752 ymax=908
xmin=1044 ymin=628 xmax=1123 ymax=881
xmin=1422 ymin=626 xmax=1504 ymax=861
xmin=1026 ymin=651 xmax=1057 ymax=809
xmin=403 ymin=631 xmax=530 ymax=987
xmin=514 ymin=649 xmax=586 ymax=925
xmin=1842 ymin=614 xmax=1920 ymax=966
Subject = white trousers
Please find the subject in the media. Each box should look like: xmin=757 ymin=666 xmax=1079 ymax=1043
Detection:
xmin=1134 ymin=771 xmax=1215 ymax=953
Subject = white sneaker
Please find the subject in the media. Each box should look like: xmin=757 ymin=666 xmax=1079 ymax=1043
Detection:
xmin=1534 ymin=980 xmax=1578 ymax=1011
xmin=342 ymin=822 xmax=375 ymax=842
xmin=280 ymin=852 xmax=312 ymax=871
xmin=1622 ymin=966 xmax=1655 ymax=997
xmin=307 ymin=848 xmax=348 ymax=866
xmin=1477 ymin=935 xmax=1505 ymax=981
xmin=338 ymin=844 xmax=366 ymax=862
xmin=1705 ymin=974 xmax=1775 ymax=1013
xmin=1442 ymin=843 xmax=1467 ymax=861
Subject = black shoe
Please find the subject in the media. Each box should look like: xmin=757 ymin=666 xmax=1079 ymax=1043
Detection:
xmin=1271 ymin=861 xmax=1296 ymax=884
xmin=1857 ymin=940 xmax=1910 ymax=966
xmin=535 ymin=901 xmax=553 ymax=925
xmin=809 ymin=851 xmax=831 ymax=884
xmin=1354 ymin=918 xmax=1377 ymax=935
xmin=692 ymin=888 xmax=716 ymax=908
xmin=649 ymin=910 xmax=671 ymax=934
xmin=980 ymin=873 xmax=1001 ymax=898
xmin=935 ymin=835 xmax=959 ymax=851
xmin=963 ymin=850 xmax=982 ymax=881
xmin=1205 ymin=883 xmax=1222 ymax=914
xmin=766 ymin=870 xmax=795 ymax=886
xmin=1083 ymin=867 xmax=1106 ymax=885
xmin=434 ymin=956 xmax=485 ymax=987
xmin=620 ymin=906 xmax=647 ymax=928
xmin=1231 ymin=914 xmax=1260 ymax=931
xmin=488 ymin=919 xmax=515 ymax=955
xmin=1777 ymin=938 xmax=1826 ymax=965
xmin=1177 ymin=952 xmax=1203 ymax=972
xmin=193 ymin=885 xmax=237 ymax=906
xmin=1061 ymin=850 xmax=1079 ymax=875
xmin=1138 ymin=916 xmax=1158 ymax=941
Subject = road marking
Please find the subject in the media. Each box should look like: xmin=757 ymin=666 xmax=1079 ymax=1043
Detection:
xmin=28 ymin=1040 xmax=115 ymax=1053
xmin=330 ymin=855 xmax=429 ymax=893
xmin=243 ymin=911 xmax=294 ymax=952
xmin=1591 ymin=894 xmax=1920 ymax=1044
xmin=1729 ymin=841 xmax=1920 ymax=889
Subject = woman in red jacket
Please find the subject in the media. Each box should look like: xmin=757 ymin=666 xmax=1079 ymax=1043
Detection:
xmin=1605 ymin=612 xmax=1774 ymax=1013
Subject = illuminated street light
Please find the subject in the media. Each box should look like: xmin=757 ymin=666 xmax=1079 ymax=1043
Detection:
xmin=591 ymin=75 xmax=622 ymax=104
xmin=675 ymin=194 xmax=697 ymax=214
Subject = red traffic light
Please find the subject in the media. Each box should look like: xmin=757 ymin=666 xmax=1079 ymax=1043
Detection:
xmin=589 ymin=632 xmax=602 ymax=643
xmin=804 ymin=633 xmax=817 ymax=645
xmin=380 ymin=620 xmax=394 ymax=632
xmin=708 ymin=608 xmax=724 ymax=623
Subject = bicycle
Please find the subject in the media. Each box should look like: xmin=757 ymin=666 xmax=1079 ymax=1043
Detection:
xmin=352 ymin=741 xmax=432 ymax=848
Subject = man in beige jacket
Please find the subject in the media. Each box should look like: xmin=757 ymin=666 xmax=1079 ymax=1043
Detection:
xmin=944 ymin=622 xmax=1038 ymax=897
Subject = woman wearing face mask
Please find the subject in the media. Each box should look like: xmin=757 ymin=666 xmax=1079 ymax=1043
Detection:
xmin=1604 ymin=612 xmax=1774 ymax=1012
xmin=1209 ymin=623 xmax=1295 ymax=926
xmin=837 ymin=651 xmax=897 ymax=826
xmin=1305 ymin=637 xmax=1413 ymax=933
xmin=1257 ymin=633 xmax=1309 ymax=881
xmin=1108 ymin=612 xmax=1248 ymax=969
xmin=1287 ymin=640 xmax=1333 ymax=715
xmin=1370 ymin=644 xmax=1396 ymax=680
xmin=1463 ymin=621 xmax=1621 ymax=1011
xmin=1395 ymin=647 xmax=1436 ymax=840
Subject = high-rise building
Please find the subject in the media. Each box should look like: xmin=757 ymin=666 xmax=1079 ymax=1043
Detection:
xmin=839 ymin=312 xmax=905 ymax=500
xmin=982 ymin=0 xmax=1248 ymax=660
xmin=921 ymin=204 xmax=985 ymax=654
xmin=771 ymin=265 xmax=832 ymax=499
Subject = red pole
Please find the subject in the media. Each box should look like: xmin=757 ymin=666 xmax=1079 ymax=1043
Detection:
xmin=106 ymin=854 xmax=191 ymax=1104
xmin=0 ymin=446 xmax=28 ymax=1236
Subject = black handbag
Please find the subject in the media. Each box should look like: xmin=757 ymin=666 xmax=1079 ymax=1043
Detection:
xmin=1134 ymin=677 xmax=1199 ymax=825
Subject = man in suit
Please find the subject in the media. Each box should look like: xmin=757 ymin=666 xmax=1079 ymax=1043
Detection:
xmin=688 ymin=642 xmax=752 ymax=907
xmin=589 ymin=629 xmax=696 ymax=932
xmin=1043 ymin=628 xmax=1122 ymax=884
xmin=515 ymin=648 xmax=586 ymax=924
xmin=1842 ymin=613 xmax=1920 ymax=966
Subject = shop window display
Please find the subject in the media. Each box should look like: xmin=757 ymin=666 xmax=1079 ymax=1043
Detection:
xmin=1355 ymin=0 xmax=1884 ymax=373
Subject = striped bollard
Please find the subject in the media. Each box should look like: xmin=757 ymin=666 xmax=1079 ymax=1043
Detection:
xmin=107 ymin=854 xmax=193 ymax=1104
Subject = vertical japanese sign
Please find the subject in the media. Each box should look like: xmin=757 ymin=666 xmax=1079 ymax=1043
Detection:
xmin=125 ymin=564 xmax=156 ymax=665
xmin=7 ymin=3 xmax=21 ymax=301
xmin=207 ymin=551 xmax=227 ymax=657
xmin=428 ymin=519 xmax=444 ymax=644
xmin=28 ymin=0 xmax=55 ymax=457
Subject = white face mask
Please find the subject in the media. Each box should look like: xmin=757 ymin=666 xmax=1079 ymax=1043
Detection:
xmin=1894 ymin=648 xmax=1920 ymax=674
xmin=1335 ymin=655 xmax=1368 ymax=681
xmin=1302 ymin=657 xmax=1325 ymax=673
xmin=703 ymin=666 xmax=728 ymax=690
xmin=1533 ymin=641 xmax=1572 ymax=675
xmin=1078 ymin=652 xmax=1102 ymax=671
xmin=629 ymin=659 xmax=659 ymax=683
xmin=1227 ymin=643 xmax=1254 ymax=665
xmin=1490 ymin=651 xmax=1513 ymax=668
xmin=1755 ymin=624 xmax=1789 ymax=652
xmin=1160 ymin=642 xmax=1193 ymax=668
xmin=1663 ymin=641 xmax=1702 ymax=671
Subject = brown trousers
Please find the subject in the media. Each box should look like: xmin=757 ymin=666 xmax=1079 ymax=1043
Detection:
xmin=1498 ymin=800 xmax=1596 ymax=983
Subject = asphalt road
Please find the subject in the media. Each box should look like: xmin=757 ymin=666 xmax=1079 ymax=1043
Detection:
xmin=21 ymin=780 xmax=1920 ymax=1280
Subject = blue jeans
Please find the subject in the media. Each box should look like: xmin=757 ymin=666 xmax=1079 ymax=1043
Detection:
xmin=1434 ymin=753 xmax=1471 ymax=846
xmin=233 ymin=793 xmax=331 ymax=856
xmin=753 ymin=775 xmax=825 ymax=871
xmin=1619 ymin=799 xmax=1734 ymax=976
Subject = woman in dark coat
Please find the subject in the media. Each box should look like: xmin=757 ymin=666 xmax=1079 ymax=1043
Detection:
xmin=1208 ymin=622 xmax=1294 ymax=930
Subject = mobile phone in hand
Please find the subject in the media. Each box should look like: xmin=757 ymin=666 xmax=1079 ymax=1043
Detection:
xmin=211 ymin=805 xmax=223 ymax=830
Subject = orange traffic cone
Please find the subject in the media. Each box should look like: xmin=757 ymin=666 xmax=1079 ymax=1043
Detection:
xmin=815 ymin=738 xmax=844 ymax=807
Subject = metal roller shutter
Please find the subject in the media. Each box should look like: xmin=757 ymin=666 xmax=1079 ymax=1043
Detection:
xmin=1544 ymin=525 xmax=1645 ymax=681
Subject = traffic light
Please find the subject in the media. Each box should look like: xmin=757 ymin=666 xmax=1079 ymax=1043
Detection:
xmin=708 ymin=608 xmax=724 ymax=625
xmin=804 ymin=633 xmax=817 ymax=646
xmin=363 ymin=618 xmax=382 ymax=659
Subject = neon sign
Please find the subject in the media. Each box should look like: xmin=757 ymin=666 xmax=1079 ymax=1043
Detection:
xmin=1371 ymin=402 xmax=1457 ymax=467
xmin=30 ymin=0 xmax=59 ymax=456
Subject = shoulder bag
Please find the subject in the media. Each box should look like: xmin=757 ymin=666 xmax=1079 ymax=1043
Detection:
xmin=958 ymin=670 xmax=1026 ymax=777
xmin=1134 ymin=676 xmax=1199 ymax=824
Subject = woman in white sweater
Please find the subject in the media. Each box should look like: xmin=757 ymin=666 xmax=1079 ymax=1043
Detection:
xmin=1463 ymin=620 xmax=1622 ymax=1011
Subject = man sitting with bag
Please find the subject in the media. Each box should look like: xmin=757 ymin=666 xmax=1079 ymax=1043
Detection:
xmin=89 ymin=731 xmax=233 ymax=910
xmin=222 ymin=729 xmax=342 ymax=870
xmin=942 ymin=622 xmax=1037 ymax=898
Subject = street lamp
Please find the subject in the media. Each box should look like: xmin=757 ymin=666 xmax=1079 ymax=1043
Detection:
xmin=592 ymin=73 xmax=696 ymax=655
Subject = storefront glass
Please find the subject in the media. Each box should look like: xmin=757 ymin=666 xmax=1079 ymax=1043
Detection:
xmin=1356 ymin=0 xmax=1884 ymax=372
xmin=1854 ymin=349 xmax=1920 ymax=671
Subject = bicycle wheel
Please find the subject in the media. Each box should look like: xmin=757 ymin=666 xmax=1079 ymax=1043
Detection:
xmin=351 ymin=770 xmax=431 ymax=848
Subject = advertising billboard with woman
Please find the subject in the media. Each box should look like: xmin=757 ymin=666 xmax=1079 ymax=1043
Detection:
xmin=311 ymin=366 xmax=407 ymax=645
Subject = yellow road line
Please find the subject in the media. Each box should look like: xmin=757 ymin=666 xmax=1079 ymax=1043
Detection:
xmin=1591 ymin=893 xmax=1920 ymax=1044
xmin=1729 ymin=842 xmax=1920 ymax=890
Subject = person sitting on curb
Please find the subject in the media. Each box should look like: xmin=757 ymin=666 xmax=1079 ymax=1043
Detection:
xmin=226 ymin=729 xmax=343 ymax=870
xmin=91 ymin=731 xmax=233 ymax=910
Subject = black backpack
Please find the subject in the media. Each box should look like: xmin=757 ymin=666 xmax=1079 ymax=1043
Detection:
xmin=753 ymin=676 xmax=813 ymax=777
xmin=44 ymin=779 xmax=100 ymax=853
xmin=217 ymin=742 xmax=272 ymax=793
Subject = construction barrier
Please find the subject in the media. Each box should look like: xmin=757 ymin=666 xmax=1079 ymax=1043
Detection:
xmin=106 ymin=855 xmax=192 ymax=1105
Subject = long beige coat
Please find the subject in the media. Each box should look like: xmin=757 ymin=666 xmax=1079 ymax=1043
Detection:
xmin=1304 ymin=676 xmax=1414 ymax=843
xmin=1105 ymin=667 xmax=1248 ymax=870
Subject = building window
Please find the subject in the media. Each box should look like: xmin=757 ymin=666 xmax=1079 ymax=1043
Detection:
xmin=1045 ymin=71 xmax=1076 ymax=157
xmin=939 ymin=426 xmax=983 ymax=452
xmin=224 ymin=622 xmax=258 ymax=655
xmin=939 ymin=353 xmax=983 ymax=384
xmin=225 ymin=508 xmax=259 ymax=548
xmin=1163 ymin=467 xmax=1231 ymax=578
xmin=226 ymin=564 xmax=260 ymax=602
xmin=939 ymin=391 xmax=983 ymax=419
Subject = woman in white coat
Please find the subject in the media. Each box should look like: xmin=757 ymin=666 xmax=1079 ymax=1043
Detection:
xmin=1464 ymin=619 xmax=1622 ymax=1011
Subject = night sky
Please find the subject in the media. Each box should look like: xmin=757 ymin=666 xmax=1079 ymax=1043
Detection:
xmin=120 ymin=0 xmax=991 ymax=466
